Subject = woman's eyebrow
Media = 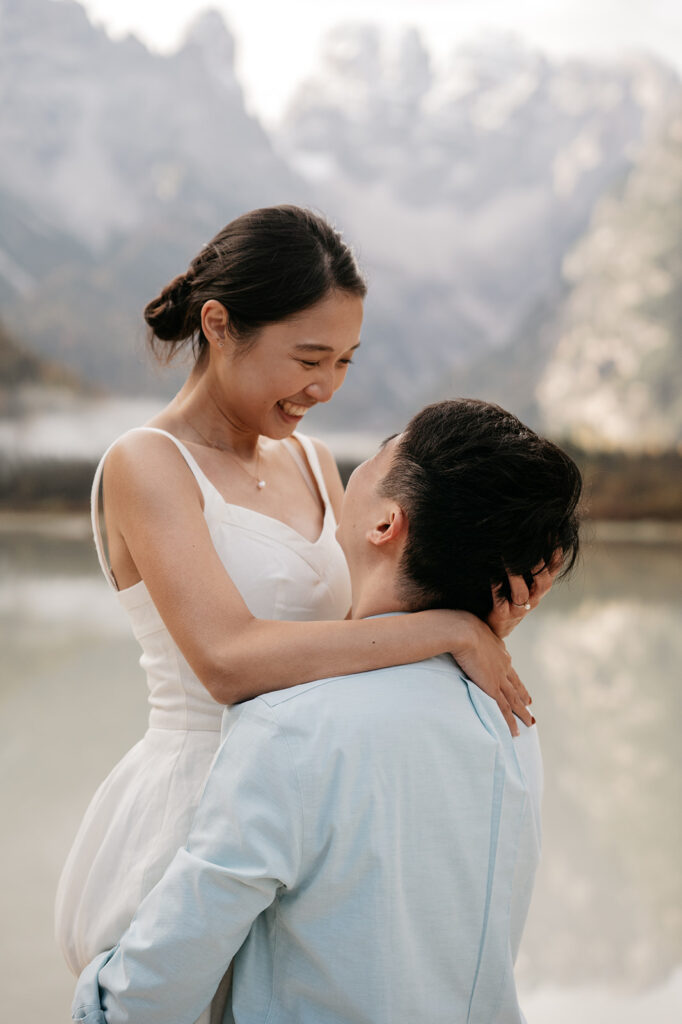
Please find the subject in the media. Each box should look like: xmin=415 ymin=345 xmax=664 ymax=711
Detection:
xmin=380 ymin=433 xmax=398 ymax=449
xmin=293 ymin=342 xmax=362 ymax=352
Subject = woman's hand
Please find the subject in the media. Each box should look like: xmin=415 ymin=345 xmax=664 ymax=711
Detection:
xmin=450 ymin=613 xmax=533 ymax=737
xmin=487 ymin=555 xmax=562 ymax=640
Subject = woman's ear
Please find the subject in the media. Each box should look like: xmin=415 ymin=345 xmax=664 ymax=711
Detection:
xmin=367 ymin=505 xmax=408 ymax=548
xmin=201 ymin=300 xmax=230 ymax=348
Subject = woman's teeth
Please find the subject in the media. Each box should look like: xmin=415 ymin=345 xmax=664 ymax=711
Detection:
xmin=279 ymin=401 xmax=308 ymax=417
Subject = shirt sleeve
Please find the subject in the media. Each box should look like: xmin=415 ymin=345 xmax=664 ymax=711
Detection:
xmin=71 ymin=701 xmax=303 ymax=1024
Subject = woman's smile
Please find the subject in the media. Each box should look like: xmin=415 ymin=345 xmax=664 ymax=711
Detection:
xmin=278 ymin=399 xmax=314 ymax=421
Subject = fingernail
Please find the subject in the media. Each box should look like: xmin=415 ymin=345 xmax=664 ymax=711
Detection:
xmin=531 ymin=716 xmax=536 ymax=725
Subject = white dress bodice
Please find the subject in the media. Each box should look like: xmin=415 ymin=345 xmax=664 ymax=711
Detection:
xmin=93 ymin=429 xmax=351 ymax=733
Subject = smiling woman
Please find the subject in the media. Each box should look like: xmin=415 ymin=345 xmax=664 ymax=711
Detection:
xmin=187 ymin=289 xmax=362 ymax=442
xmin=54 ymin=206 xmax=542 ymax=1015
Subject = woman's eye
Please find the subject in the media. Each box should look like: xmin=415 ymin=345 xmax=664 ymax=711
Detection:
xmin=298 ymin=357 xmax=354 ymax=368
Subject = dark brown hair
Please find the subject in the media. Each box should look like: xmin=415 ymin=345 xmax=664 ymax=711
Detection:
xmin=380 ymin=399 xmax=583 ymax=619
xmin=144 ymin=205 xmax=367 ymax=363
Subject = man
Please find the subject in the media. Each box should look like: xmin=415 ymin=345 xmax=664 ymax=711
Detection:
xmin=73 ymin=399 xmax=582 ymax=1024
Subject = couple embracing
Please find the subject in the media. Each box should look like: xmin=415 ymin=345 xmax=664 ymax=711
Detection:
xmin=57 ymin=206 xmax=581 ymax=1023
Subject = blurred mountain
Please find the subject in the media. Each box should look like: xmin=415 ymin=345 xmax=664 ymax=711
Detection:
xmin=0 ymin=0 xmax=297 ymax=247
xmin=0 ymin=316 xmax=90 ymax=416
xmin=457 ymin=107 xmax=682 ymax=451
xmin=0 ymin=0 xmax=304 ymax=388
xmin=535 ymin=111 xmax=682 ymax=450
xmin=281 ymin=27 xmax=681 ymax=429
xmin=0 ymin=6 xmax=681 ymax=447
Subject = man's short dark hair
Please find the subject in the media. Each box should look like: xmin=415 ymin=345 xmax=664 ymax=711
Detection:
xmin=379 ymin=399 xmax=583 ymax=619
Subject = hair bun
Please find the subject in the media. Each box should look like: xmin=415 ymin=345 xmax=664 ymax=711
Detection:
xmin=144 ymin=274 xmax=191 ymax=343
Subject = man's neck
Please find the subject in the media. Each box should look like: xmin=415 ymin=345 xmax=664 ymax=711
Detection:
xmin=350 ymin=572 xmax=406 ymax=620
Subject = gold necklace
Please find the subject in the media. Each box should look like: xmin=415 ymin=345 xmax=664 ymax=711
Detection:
xmin=187 ymin=422 xmax=266 ymax=490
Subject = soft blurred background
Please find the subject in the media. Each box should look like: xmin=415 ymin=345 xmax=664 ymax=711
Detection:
xmin=1 ymin=0 xmax=681 ymax=1020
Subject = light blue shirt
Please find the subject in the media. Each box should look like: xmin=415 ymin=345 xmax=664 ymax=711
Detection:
xmin=72 ymin=652 xmax=542 ymax=1024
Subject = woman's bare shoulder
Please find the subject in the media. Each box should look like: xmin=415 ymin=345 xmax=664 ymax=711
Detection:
xmin=102 ymin=428 xmax=202 ymax=509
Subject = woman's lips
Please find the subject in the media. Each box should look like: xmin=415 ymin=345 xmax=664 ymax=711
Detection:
xmin=278 ymin=400 xmax=310 ymax=418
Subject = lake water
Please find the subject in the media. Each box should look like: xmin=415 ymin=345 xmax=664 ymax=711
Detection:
xmin=1 ymin=514 xmax=681 ymax=1022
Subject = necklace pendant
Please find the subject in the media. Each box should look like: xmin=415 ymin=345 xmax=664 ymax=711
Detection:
xmin=257 ymin=479 xmax=266 ymax=489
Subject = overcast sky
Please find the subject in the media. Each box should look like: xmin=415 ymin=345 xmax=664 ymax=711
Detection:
xmin=77 ymin=0 xmax=682 ymax=123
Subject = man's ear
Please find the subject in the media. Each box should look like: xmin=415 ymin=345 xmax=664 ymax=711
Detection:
xmin=367 ymin=505 xmax=408 ymax=548
xmin=201 ymin=300 xmax=230 ymax=348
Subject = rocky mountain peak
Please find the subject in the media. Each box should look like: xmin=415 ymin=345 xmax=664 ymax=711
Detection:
xmin=2 ymin=5 xmax=681 ymax=449
xmin=287 ymin=22 xmax=432 ymax=130
xmin=179 ymin=8 xmax=240 ymax=95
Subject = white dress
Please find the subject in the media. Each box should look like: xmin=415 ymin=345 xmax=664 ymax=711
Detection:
xmin=55 ymin=428 xmax=352 ymax=978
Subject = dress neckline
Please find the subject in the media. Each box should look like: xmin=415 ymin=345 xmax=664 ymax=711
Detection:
xmin=114 ymin=497 xmax=334 ymax=606
xmin=210 ymin=491 xmax=332 ymax=548
xmin=165 ymin=430 xmax=331 ymax=548
xmin=104 ymin=428 xmax=334 ymax=599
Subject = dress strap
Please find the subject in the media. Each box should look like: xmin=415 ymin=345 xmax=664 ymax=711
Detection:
xmin=90 ymin=426 xmax=217 ymax=591
xmin=281 ymin=438 xmax=318 ymax=502
xmin=291 ymin=433 xmax=333 ymax=512
xmin=90 ymin=441 xmax=119 ymax=590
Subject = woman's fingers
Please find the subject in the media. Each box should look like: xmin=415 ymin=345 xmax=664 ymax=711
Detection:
xmin=453 ymin=617 xmax=534 ymax=736
xmin=498 ymin=559 xmax=559 ymax=636
xmin=497 ymin=696 xmax=519 ymax=737
xmin=530 ymin=567 xmax=552 ymax=601
xmin=507 ymin=664 xmax=532 ymax=707
xmin=529 ymin=552 xmax=563 ymax=602
xmin=492 ymin=674 xmax=534 ymax=736
xmin=508 ymin=573 xmax=531 ymax=608
xmin=529 ymin=557 xmax=561 ymax=602
xmin=504 ymin=679 xmax=534 ymax=727
xmin=488 ymin=654 xmax=535 ymax=732
xmin=487 ymin=583 xmax=530 ymax=639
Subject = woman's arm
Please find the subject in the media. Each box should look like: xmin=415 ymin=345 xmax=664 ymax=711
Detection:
xmin=103 ymin=433 xmax=532 ymax=735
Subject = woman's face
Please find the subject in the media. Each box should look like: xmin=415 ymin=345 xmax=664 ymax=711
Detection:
xmin=210 ymin=290 xmax=364 ymax=438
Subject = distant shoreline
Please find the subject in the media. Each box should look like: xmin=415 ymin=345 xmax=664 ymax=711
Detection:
xmin=2 ymin=510 xmax=682 ymax=547
xmin=2 ymin=397 xmax=681 ymax=519
xmin=2 ymin=450 xmax=682 ymax=521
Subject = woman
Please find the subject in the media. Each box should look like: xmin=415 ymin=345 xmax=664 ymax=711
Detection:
xmin=55 ymin=205 xmax=546 ymax=978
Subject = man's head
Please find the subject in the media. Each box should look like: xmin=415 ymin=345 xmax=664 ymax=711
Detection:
xmin=338 ymin=399 xmax=582 ymax=619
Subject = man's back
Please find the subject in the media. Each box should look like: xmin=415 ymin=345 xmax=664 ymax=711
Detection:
xmin=77 ymin=652 xmax=541 ymax=1024
xmin=226 ymin=651 xmax=542 ymax=1023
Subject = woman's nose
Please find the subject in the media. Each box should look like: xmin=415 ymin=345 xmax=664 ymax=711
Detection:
xmin=305 ymin=370 xmax=336 ymax=403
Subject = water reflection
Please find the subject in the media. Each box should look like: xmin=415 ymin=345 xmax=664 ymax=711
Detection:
xmin=1 ymin=517 xmax=680 ymax=1021
xmin=508 ymin=539 xmax=682 ymax=1012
